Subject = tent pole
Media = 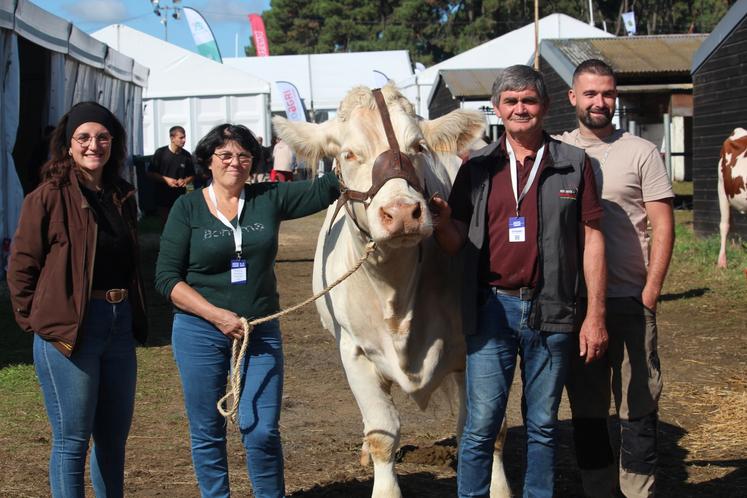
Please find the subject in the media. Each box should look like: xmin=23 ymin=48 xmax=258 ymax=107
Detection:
xmin=534 ymin=0 xmax=540 ymax=69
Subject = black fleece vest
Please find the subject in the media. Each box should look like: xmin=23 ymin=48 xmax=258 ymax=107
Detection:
xmin=460 ymin=137 xmax=587 ymax=335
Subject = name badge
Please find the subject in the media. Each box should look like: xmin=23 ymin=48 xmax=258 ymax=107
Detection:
xmin=508 ymin=216 xmax=526 ymax=243
xmin=231 ymin=259 xmax=247 ymax=285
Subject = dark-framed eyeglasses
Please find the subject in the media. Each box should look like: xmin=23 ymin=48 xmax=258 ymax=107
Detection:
xmin=72 ymin=133 xmax=113 ymax=148
xmin=213 ymin=152 xmax=253 ymax=165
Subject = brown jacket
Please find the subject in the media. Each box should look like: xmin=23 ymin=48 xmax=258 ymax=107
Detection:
xmin=7 ymin=168 xmax=148 ymax=357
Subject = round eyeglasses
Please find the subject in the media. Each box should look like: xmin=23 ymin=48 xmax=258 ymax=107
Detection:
xmin=213 ymin=152 xmax=253 ymax=165
xmin=72 ymin=133 xmax=113 ymax=148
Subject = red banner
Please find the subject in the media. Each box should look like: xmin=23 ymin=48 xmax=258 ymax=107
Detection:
xmin=249 ymin=14 xmax=270 ymax=57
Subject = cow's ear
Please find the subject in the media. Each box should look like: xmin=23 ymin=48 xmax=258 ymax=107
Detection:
xmin=272 ymin=117 xmax=340 ymax=170
xmin=420 ymin=110 xmax=485 ymax=155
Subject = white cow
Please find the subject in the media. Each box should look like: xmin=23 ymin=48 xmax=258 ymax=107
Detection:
xmin=717 ymin=128 xmax=747 ymax=268
xmin=274 ymin=85 xmax=510 ymax=498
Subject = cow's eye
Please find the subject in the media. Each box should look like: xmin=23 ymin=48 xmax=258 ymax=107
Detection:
xmin=342 ymin=151 xmax=357 ymax=162
xmin=412 ymin=142 xmax=427 ymax=154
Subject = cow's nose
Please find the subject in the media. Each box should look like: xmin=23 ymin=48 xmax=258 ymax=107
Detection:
xmin=379 ymin=200 xmax=422 ymax=234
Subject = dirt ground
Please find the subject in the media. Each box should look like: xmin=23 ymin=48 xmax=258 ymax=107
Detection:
xmin=1 ymin=211 xmax=745 ymax=497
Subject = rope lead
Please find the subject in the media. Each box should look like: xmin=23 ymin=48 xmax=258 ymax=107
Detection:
xmin=217 ymin=241 xmax=377 ymax=423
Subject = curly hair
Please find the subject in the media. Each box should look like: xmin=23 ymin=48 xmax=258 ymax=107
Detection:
xmin=41 ymin=102 xmax=127 ymax=187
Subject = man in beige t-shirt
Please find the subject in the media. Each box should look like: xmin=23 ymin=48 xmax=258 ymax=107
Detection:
xmin=558 ymin=59 xmax=674 ymax=498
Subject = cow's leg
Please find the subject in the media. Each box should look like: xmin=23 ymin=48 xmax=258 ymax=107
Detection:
xmin=717 ymin=175 xmax=730 ymax=268
xmin=340 ymin=336 xmax=402 ymax=498
xmin=490 ymin=419 xmax=510 ymax=498
xmin=455 ymin=370 xmax=467 ymax=440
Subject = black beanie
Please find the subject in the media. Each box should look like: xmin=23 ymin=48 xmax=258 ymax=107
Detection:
xmin=65 ymin=102 xmax=116 ymax=143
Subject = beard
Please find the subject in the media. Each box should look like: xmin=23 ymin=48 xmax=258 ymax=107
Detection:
xmin=578 ymin=107 xmax=613 ymax=129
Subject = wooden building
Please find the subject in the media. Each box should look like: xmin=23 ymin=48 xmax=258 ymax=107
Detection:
xmin=691 ymin=0 xmax=747 ymax=239
xmin=427 ymin=68 xmax=502 ymax=139
xmin=538 ymin=35 xmax=705 ymax=182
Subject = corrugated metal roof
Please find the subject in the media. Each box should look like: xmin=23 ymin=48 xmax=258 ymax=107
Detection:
xmin=549 ymin=34 xmax=707 ymax=74
xmin=439 ymin=69 xmax=501 ymax=98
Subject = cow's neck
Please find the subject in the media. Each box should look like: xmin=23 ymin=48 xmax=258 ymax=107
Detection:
xmin=348 ymin=227 xmax=421 ymax=333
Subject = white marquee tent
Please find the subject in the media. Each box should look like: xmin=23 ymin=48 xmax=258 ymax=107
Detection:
xmin=397 ymin=13 xmax=613 ymax=118
xmin=93 ymin=25 xmax=272 ymax=150
xmin=0 ymin=0 xmax=147 ymax=275
xmin=224 ymin=51 xmax=414 ymax=118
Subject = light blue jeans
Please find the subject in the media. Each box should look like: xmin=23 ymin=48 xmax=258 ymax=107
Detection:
xmin=34 ymin=299 xmax=137 ymax=498
xmin=171 ymin=313 xmax=285 ymax=498
xmin=458 ymin=290 xmax=572 ymax=498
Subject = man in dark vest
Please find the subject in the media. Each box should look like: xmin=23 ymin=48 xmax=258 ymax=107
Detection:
xmin=431 ymin=64 xmax=608 ymax=498
xmin=148 ymin=125 xmax=195 ymax=226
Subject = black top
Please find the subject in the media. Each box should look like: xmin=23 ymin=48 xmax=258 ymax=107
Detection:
xmin=149 ymin=145 xmax=195 ymax=207
xmin=250 ymin=145 xmax=273 ymax=175
xmin=80 ymin=184 xmax=134 ymax=290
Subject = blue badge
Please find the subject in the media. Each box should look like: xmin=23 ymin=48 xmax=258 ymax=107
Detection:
xmin=508 ymin=216 xmax=526 ymax=242
xmin=230 ymin=258 xmax=247 ymax=285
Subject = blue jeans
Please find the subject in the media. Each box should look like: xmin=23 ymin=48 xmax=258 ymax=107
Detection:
xmin=34 ymin=299 xmax=137 ymax=498
xmin=172 ymin=313 xmax=285 ymax=498
xmin=458 ymin=290 xmax=572 ymax=498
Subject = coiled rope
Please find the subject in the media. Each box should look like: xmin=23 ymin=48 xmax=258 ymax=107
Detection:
xmin=217 ymin=241 xmax=377 ymax=423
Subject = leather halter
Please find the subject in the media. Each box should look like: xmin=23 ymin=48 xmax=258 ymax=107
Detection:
xmin=330 ymin=88 xmax=425 ymax=231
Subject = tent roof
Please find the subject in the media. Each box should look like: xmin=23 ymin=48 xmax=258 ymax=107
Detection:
xmin=14 ymin=0 xmax=71 ymax=53
xmin=69 ymin=26 xmax=108 ymax=69
xmin=224 ymin=51 xmax=413 ymax=111
xmin=93 ymin=24 xmax=270 ymax=99
xmin=0 ymin=0 xmax=14 ymax=30
xmin=0 ymin=0 xmax=145 ymax=86
xmin=692 ymin=0 xmax=747 ymax=74
xmin=401 ymin=13 xmax=612 ymax=90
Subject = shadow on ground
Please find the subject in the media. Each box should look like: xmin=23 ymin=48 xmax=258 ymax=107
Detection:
xmin=290 ymin=419 xmax=745 ymax=497
xmin=660 ymin=287 xmax=709 ymax=301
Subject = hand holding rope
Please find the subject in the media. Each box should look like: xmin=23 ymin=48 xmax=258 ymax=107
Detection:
xmin=217 ymin=241 xmax=377 ymax=423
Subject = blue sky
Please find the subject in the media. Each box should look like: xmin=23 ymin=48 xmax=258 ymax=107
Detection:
xmin=39 ymin=0 xmax=271 ymax=58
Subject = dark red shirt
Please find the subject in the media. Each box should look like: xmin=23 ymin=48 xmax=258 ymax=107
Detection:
xmin=449 ymin=134 xmax=603 ymax=289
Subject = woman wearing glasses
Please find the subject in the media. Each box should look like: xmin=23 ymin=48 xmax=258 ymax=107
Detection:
xmin=155 ymin=123 xmax=339 ymax=498
xmin=7 ymin=101 xmax=148 ymax=497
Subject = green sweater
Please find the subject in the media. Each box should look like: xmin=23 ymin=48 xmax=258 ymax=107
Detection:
xmin=155 ymin=173 xmax=340 ymax=320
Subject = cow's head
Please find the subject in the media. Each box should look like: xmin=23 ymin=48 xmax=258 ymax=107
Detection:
xmin=273 ymin=84 xmax=484 ymax=247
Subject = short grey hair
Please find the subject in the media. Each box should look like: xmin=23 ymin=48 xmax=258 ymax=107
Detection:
xmin=491 ymin=65 xmax=549 ymax=107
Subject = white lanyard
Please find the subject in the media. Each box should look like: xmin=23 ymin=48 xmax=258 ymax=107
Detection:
xmin=208 ymin=184 xmax=245 ymax=256
xmin=506 ymin=138 xmax=545 ymax=216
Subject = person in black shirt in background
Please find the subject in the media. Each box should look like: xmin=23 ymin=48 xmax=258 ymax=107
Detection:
xmin=148 ymin=125 xmax=195 ymax=227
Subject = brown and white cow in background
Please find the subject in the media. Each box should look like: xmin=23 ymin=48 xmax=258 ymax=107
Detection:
xmin=717 ymin=128 xmax=747 ymax=268
xmin=274 ymin=85 xmax=510 ymax=498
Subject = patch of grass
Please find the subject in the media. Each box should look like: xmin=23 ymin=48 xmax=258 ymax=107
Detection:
xmin=0 ymin=364 xmax=37 ymax=392
xmin=668 ymin=210 xmax=747 ymax=302
xmin=0 ymin=363 xmax=45 ymax=438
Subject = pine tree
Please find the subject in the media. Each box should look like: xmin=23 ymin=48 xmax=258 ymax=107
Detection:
xmin=247 ymin=0 xmax=736 ymax=63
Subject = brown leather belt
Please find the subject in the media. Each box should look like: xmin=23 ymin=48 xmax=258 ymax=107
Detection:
xmin=491 ymin=286 xmax=535 ymax=301
xmin=91 ymin=288 xmax=129 ymax=304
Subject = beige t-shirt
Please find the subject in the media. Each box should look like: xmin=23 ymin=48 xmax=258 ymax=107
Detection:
xmin=558 ymin=129 xmax=674 ymax=297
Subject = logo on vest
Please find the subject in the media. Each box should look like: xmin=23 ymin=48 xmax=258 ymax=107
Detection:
xmin=559 ymin=188 xmax=577 ymax=201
